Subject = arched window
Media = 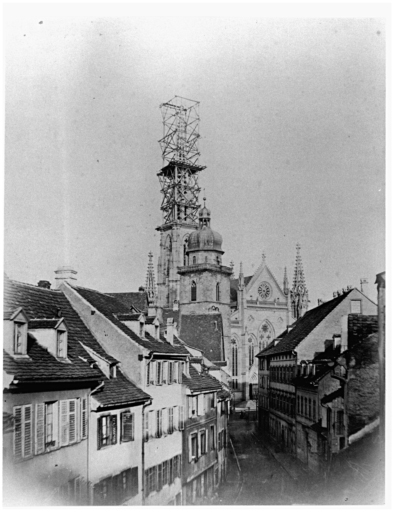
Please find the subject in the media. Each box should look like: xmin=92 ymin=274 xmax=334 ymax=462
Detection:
xmin=258 ymin=321 xmax=275 ymax=351
xmin=183 ymin=236 xmax=189 ymax=266
xmin=191 ymin=280 xmax=197 ymax=302
xmin=216 ymin=283 xmax=220 ymax=302
xmin=231 ymin=339 xmax=238 ymax=376
xmin=249 ymin=343 xmax=254 ymax=368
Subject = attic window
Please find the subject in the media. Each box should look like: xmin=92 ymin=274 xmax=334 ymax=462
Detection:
xmin=56 ymin=330 xmax=67 ymax=358
xmin=110 ymin=365 xmax=117 ymax=379
xmin=14 ymin=322 xmax=26 ymax=355
xmin=350 ymin=300 xmax=361 ymax=314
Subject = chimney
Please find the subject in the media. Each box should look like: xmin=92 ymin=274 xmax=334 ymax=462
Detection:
xmin=173 ymin=300 xmax=179 ymax=312
xmin=166 ymin=318 xmax=174 ymax=345
xmin=37 ymin=280 xmax=51 ymax=289
xmin=54 ymin=266 xmax=77 ymax=288
xmin=341 ymin=315 xmax=348 ymax=352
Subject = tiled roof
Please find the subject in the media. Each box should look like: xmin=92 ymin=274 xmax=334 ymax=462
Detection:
xmin=92 ymin=370 xmax=150 ymax=409
xmin=75 ymin=286 xmax=186 ymax=355
xmin=28 ymin=319 xmax=60 ymax=329
xmin=218 ymin=388 xmax=231 ymax=400
xmin=256 ymin=290 xmax=353 ymax=357
xmin=179 ymin=313 xmax=224 ymax=361
xmin=321 ymin=387 xmax=343 ymax=405
xmin=107 ymin=292 xmax=148 ymax=313
xmin=293 ymin=364 xmax=332 ymax=388
xmin=182 ymin=366 xmax=222 ymax=392
xmin=116 ymin=312 xmax=141 ymax=321
xmin=348 ymin=314 xmax=378 ymax=350
xmin=172 ymin=336 xmax=193 ymax=355
xmin=3 ymin=279 xmax=106 ymax=383
xmin=162 ymin=308 xmax=180 ymax=326
xmin=343 ymin=332 xmax=378 ymax=367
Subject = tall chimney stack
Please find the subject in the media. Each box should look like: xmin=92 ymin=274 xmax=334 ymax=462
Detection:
xmin=54 ymin=266 xmax=77 ymax=289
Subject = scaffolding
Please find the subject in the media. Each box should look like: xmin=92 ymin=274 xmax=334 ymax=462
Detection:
xmin=157 ymin=96 xmax=206 ymax=225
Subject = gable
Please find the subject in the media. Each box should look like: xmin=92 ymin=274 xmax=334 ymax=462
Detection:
xmin=246 ymin=264 xmax=286 ymax=303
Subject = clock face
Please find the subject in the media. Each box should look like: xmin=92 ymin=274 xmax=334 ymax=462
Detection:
xmin=258 ymin=282 xmax=271 ymax=300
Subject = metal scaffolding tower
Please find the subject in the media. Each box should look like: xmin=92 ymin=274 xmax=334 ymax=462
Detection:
xmin=157 ymin=96 xmax=205 ymax=225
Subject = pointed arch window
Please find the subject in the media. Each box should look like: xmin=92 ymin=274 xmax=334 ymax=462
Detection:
xmin=216 ymin=283 xmax=220 ymax=302
xmin=248 ymin=343 xmax=254 ymax=368
xmin=258 ymin=321 xmax=275 ymax=351
xmin=191 ymin=281 xmax=197 ymax=302
xmin=183 ymin=237 xmax=189 ymax=266
xmin=231 ymin=338 xmax=238 ymax=377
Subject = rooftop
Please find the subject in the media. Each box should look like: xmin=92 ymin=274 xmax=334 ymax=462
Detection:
xmin=179 ymin=313 xmax=224 ymax=362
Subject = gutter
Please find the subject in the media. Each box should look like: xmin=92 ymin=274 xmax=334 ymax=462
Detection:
xmin=87 ymin=381 xmax=105 ymax=504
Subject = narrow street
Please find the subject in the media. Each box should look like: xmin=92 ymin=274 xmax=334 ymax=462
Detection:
xmin=215 ymin=416 xmax=319 ymax=506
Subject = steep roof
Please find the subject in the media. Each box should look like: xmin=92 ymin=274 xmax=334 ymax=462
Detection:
xmin=256 ymin=289 xmax=354 ymax=357
xmin=182 ymin=366 xmax=222 ymax=392
xmin=3 ymin=278 xmax=103 ymax=384
xmin=75 ymin=285 xmax=186 ymax=356
xmin=107 ymin=291 xmax=148 ymax=313
xmin=179 ymin=313 xmax=224 ymax=361
xmin=92 ymin=370 xmax=150 ymax=409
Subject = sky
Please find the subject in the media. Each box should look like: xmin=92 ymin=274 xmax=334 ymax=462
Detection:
xmin=3 ymin=5 xmax=387 ymax=307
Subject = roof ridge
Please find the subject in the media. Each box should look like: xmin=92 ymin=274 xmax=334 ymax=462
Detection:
xmin=8 ymin=278 xmax=61 ymax=293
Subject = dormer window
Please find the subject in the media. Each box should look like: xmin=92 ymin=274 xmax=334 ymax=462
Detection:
xmin=139 ymin=322 xmax=144 ymax=337
xmin=14 ymin=322 xmax=25 ymax=355
xmin=56 ymin=330 xmax=67 ymax=358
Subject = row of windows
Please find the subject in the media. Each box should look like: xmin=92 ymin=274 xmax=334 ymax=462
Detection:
xmin=297 ymin=395 xmax=317 ymax=421
xmin=146 ymin=360 xmax=185 ymax=387
xmin=145 ymin=455 xmax=181 ymax=496
xmin=189 ymin=425 xmax=218 ymax=461
xmin=269 ymin=365 xmax=295 ymax=383
xmin=97 ymin=411 xmax=134 ymax=449
xmin=13 ymin=399 xmax=86 ymax=460
xmin=94 ymin=468 xmax=138 ymax=505
xmin=191 ymin=281 xmax=221 ymax=302
xmin=269 ymin=392 xmax=295 ymax=417
xmin=187 ymin=393 xmax=217 ymax=418
xmin=144 ymin=406 xmax=185 ymax=440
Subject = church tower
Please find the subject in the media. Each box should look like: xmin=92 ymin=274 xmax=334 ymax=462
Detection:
xmin=178 ymin=200 xmax=233 ymax=358
xmin=290 ymin=243 xmax=309 ymax=320
xmin=156 ymin=97 xmax=205 ymax=309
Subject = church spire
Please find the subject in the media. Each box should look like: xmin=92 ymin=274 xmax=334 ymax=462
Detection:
xmin=145 ymin=252 xmax=156 ymax=305
xmin=283 ymin=266 xmax=289 ymax=295
xmin=238 ymin=262 xmax=244 ymax=291
xmin=290 ymin=243 xmax=308 ymax=320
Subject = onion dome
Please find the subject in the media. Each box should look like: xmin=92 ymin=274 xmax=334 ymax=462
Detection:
xmin=188 ymin=199 xmax=223 ymax=254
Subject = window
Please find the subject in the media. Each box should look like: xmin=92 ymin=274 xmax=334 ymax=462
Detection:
xmin=139 ymin=322 xmax=144 ymax=337
xmin=162 ymin=460 xmax=168 ymax=487
xmin=146 ymin=362 xmax=151 ymax=386
xmin=145 ymin=467 xmax=157 ymax=497
xmin=156 ymin=410 xmax=163 ymax=438
xmin=36 ymin=401 xmax=58 ymax=454
xmin=200 ymin=430 xmax=207 ymax=455
xmin=168 ymin=362 xmax=173 ymax=384
xmin=189 ymin=396 xmax=197 ymax=417
xmin=313 ymin=399 xmax=316 ymax=421
xmin=336 ymin=410 xmax=345 ymax=435
xmin=58 ymin=476 xmax=84 ymax=505
xmin=13 ymin=322 xmax=25 ymax=355
xmin=81 ymin=398 xmax=87 ymax=439
xmin=98 ymin=414 xmax=117 ymax=449
xmin=162 ymin=362 xmax=168 ymax=384
xmin=308 ymin=398 xmax=312 ymax=419
xmin=193 ymin=256 xmax=196 ymax=264
xmin=60 ymin=399 xmax=78 ymax=446
xmin=231 ymin=341 xmax=238 ymax=376
xmin=157 ymin=463 xmax=163 ymax=491
xmin=350 ymin=300 xmax=361 ymax=314
xmin=179 ymin=405 xmax=185 ymax=430
xmin=248 ymin=343 xmax=254 ymax=368
xmin=173 ymin=362 xmax=178 ymax=383
xmin=156 ymin=362 xmax=163 ymax=385
xmin=216 ymin=283 xmax=220 ymax=301
xmin=183 ymin=237 xmax=189 ymax=266
xmin=162 ymin=408 xmax=168 ymax=436
xmin=191 ymin=280 xmax=197 ymax=301
xmin=121 ymin=411 xmax=134 ymax=442
xmin=190 ymin=433 xmax=198 ymax=461
xmin=149 ymin=362 xmax=156 ymax=385
xmin=168 ymin=407 xmax=174 ymax=434
xmin=210 ymin=425 xmax=216 ymax=450
xmin=169 ymin=457 xmax=174 ymax=483
xmin=57 ymin=330 xmax=67 ymax=358
xmin=13 ymin=404 xmax=32 ymax=459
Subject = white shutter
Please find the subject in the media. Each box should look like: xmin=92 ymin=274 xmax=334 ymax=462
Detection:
xmin=144 ymin=411 xmax=149 ymax=441
xmin=24 ymin=405 xmax=32 ymax=458
xmin=162 ymin=362 xmax=168 ymax=384
xmin=35 ymin=403 xmax=45 ymax=454
xmin=81 ymin=398 xmax=87 ymax=439
xmin=13 ymin=406 xmax=22 ymax=459
xmin=60 ymin=400 xmax=69 ymax=446
xmin=188 ymin=397 xmax=193 ymax=418
xmin=198 ymin=395 xmax=204 ymax=416
xmin=197 ymin=432 xmax=201 ymax=458
xmin=173 ymin=362 xmax=178 ymax=383
xmin=150 ymin=362 xmax=156 ymax=385
xmin=149 ymin=411 xmax=155 ymax=438
xmin=69 ymin=400 xmax=77 ymax=443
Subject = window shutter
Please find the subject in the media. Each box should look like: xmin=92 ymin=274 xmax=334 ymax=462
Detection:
xmin=169 ymin=407 xmax=173 ymax=434
xmin=146 ymin=362 xmax=150 ymax=387
xmin=97 ymin=417 xmax=103 ymax=449
xmin=149 ymin=411 xmax=155 ymax=438
xmin=173 ymin=362 xmax=178 ymax=383
xmin=69 ymin=400 xmax=77 ymax=444
xmin=111 ymin=415 xmax=117 ymax=445
xmin=144 ymin=470 xmax=149 ymax=498
xmin=178 ymin=362 xmax=183 ymax=384
xmin=81 ymin=398 xmax=87 ymax=439
xmin=179 ymin=405 xmax=184 ymax=430
xmin=188 ymin=396 xmax=193 ymax=418
xmin=168 ymin=362 xmax=173 ymax=384
xmin=23 ymin=405 xmax=33 ymax=458
xmin=60 ymin=400 xmax=69 ymax=446
xmin=14 ymin=406 xmax=22 ymax=459
xmin=197 ymin=433 xmax=201 ymax=458
xmin=35 ymin=403 xmax=45 ymax=454
xmin=150 ymin=362 xmax=156 ymax=385
xmin=173 ymin=406 xmax=178 ymax=431
xmin=159 ymin=410 xmax=163 ymax=437
xmin=121 ymin=412 xmax=134 ymax=442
